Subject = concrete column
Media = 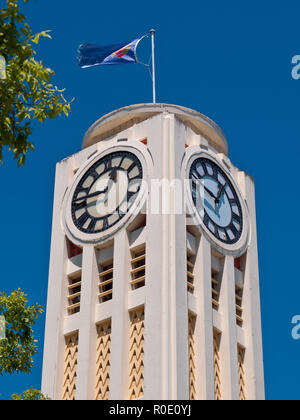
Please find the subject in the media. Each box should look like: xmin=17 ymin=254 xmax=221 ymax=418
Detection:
xmin=109 ymin=230 xmax=131 ymax=399
xmin=169 ymin=116 xmax=189 ymax=399
xmin=219 ymin=255 xmax=239 ymax=400
xmin=41 ymin=160 xmax=70 ymax=400
xmin=144 ymin=115 xmax=164 ymax=399
xmin=194 ymin=235 xmax=215 ymax=400
xmin=75 ymin=245 xmax=99 ymax=400
xmin=144 ymin=114 xmax=188 ymax=399
xmin=238 ymin=172 xmax=265 ymax=400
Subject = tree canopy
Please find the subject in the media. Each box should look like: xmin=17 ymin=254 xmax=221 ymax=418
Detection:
xmin=0 ymin=0 xmax=72 ymax=166
xmin=0 ymin=0 xmax=70 ymax=399
xmin=11 ymin=387 xmax=50 ymax=400
xmin=0 ymin=289 xmax=43 ymax=375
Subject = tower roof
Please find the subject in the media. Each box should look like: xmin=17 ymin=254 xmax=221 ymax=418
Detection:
xmin=82 ymin=103 xmax=228 ymax=155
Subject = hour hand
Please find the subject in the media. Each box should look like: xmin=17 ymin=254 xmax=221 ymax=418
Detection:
xmin=103 ymin=169 xmax=118 ymax=203
xmin=73 ymin=188 xmax=108 ymax=203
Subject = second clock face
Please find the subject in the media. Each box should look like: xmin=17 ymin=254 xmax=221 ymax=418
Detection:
xmin=189 ymin=157 xmax=243 ymax=244
xmin=71 ymin=151 xmax=143 ymax=234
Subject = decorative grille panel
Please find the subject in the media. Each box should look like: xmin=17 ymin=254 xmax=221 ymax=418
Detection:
xmin=213 ymin=330 xmax=221 ymax=400
xmin=130 ymin=247 xmax=146 ymax=290
xmin=238 ymin=345 xmax=246 ymax=400
xmin=188 ymin=313 xmax=196 ymax=400
xmin=63 ymin=333 xmax=78 ymax=400
xmin=95 ymin=320 xmax=112 ymax=400
xmin=98 ymin=260 xmax=113 ymax=303
xmin=187 ymin=253 xmax=195 ymax=294
xmin=129 ymin=307 xmax=145 ymax=399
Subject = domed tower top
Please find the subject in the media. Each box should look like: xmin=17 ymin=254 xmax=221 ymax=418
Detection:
xmin=82 ymin=103 xmax=228 ymax=155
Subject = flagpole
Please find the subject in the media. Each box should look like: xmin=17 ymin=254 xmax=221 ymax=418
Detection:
xmin=150 ymin=29 xmax=156 ymax=103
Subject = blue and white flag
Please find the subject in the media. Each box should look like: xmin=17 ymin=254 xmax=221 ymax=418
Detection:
xmin=78 ymin=37 xmax=144 ymax=68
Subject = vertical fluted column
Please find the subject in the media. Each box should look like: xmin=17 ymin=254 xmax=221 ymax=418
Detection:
xmin=238 ymin=171 xmax=265 ymax=400
xmin=219 ymin=255 xmax=239 ymax=400
xmin=76 ymin=245 xmax=98 ymax=400
xmin=194 ymin=235 xmax=215 ymax=399
xmin=109 ymin=230 xmax=131 ymax=399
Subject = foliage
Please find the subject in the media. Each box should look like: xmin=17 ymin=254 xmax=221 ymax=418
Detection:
xmin=11 ymin=387 xmax=50 ymax=400
xmin=0 ymin=0 xmax=73 ymax=166
xmin=0 ymin=289 xmax=43 ymax=375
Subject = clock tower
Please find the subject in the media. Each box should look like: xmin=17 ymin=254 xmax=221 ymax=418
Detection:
xmin=42 ymin=103 xmax=265 ymax=400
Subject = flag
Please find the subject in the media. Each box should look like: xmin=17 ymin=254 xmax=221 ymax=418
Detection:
xmin=78 ymin=37 xmax=144 ymax=68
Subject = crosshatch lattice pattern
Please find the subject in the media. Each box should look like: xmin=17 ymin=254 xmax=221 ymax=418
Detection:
xmin=63 ymin=333 xmax=78 ymax=400
xmin=95 ymin=320 xmax=112 ymax=400
xmin=129 ymin=307 xmax=145 ymax=400
xmin=238 ymin=345 xmax=246 ymax=400
xmin=188 ymin=313 xmax=196 ymax=400
xmin=213 ymin=330 xmax=221 ymax=400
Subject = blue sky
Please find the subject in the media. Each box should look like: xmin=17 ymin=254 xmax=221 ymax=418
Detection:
xmin=0 ymin=0 xmax=300 ymax=400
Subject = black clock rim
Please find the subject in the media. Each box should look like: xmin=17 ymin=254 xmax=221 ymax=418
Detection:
xmin=71 ymin=151 xmax=143 ymax=234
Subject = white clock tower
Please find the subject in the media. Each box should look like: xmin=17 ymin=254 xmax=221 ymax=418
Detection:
xmin=42 ymin=103 xmax=265 ymax=400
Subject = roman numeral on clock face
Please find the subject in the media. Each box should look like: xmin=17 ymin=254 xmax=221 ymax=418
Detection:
xmin=73 ymin=200 xmax=86 ymax=211
xmin=104 ymin=158 xmax=112 ymax=172
xmin=103 ymin=217 xmax=109 ymax=230
xmin=87 ymin=218 xmax=96 ymax=232
xmin=77 ymin=212 xmax=90 ymax=227
xmin=232 ymin=212 xmax=241 ymax=223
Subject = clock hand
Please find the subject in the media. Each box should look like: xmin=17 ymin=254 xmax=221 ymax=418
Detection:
xmin=202 ymin=185 xmax=217 ymax=201
xmin=73 ymin=187 xmax=108 ymax=203
xmin=204 ymin=198 xmax=217 ymax=214
xmin=215 ymin=190 xmax=226 ymax=217
xmin=109 ymin=167 xmax=118 ymax=182
xmin=198 ymin=183 xmax=218 ymax=212
xmin=216 ymin=183 xmax=227 ymax=204
xmin=104 ymin=169 xmax=119 ymax=205
xmin=75 ymin=169 xmax=118 ymax=204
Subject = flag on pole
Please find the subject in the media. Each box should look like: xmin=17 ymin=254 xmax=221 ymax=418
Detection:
xmin=78 ymin=37 xmax=144 ymax=68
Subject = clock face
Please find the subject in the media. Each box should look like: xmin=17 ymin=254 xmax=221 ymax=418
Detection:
xmin=71 ymin=151 xmax=143 ymax=234
xmin=189 ymin=157 xmax=243 ymax=244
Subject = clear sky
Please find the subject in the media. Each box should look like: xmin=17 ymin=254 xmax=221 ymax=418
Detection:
xmin=0 ymin=0 xmax=300 ymax=400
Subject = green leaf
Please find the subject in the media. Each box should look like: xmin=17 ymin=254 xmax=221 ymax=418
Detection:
xmin=11 ymin=388 xmax=50 ymax=400
xmin=0 ymin=289 xmax=43 ymax=375
xmin=0 ymin=0 xmax=73 ymax=166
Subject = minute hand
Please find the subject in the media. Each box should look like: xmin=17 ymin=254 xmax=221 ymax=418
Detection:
xmin=201 ymin=184 xmax=217 ymax=201
xmin=104 ymin=168 xmax=118 ymax=205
